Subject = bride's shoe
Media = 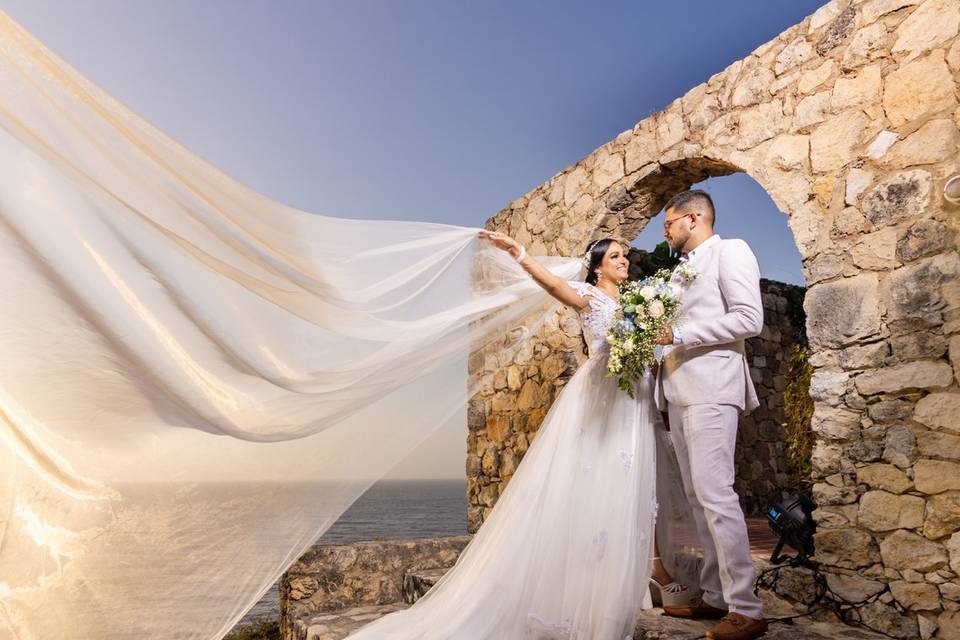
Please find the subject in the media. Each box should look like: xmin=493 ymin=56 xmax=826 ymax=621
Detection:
xmin=649 ymin=577 xmax=694 ymax=608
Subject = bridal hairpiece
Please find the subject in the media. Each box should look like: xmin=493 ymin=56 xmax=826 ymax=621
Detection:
xmin=580 ymin=240 xmax=601 ymax=267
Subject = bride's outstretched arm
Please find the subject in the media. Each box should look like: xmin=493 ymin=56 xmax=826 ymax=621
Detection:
xmin=478 ymin=230 xmax=590 ymax=312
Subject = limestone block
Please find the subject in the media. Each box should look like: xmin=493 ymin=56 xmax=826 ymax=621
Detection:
xmin=862 ymin=169 xmax=931 ymax=228
xmin=897 ymin=219 xmax=956 ymax=263
xmin=814 ymin=527 xmax=880 ymax=568
xmin=845 ymin=168 xmax=874 ymax=205
xmin=805 ymin=273 xmax=881 ymax=349
xmin=917 ymin=430 xmax=960 ymax=461
xmin=809 ymin=370 xmax=851 ymax=404
xmin=891 ymin=0 xmax=960 ymax=62
xmin=840 ymin=340 xmax=889 ymax=369
xmin=765 ymin=134 xmax=810 ymax=170
xmin=812 ymin=440 xmax=843 ymax=475
xmin=861 ymin=0 xmax=921 ymax=25
xmin=856 ymin=361 xmax=954 ymax=395
xmin=915 ymin=459 xmax=960 ymax=494
xmin=562 ymin=166 xmax=589 ymax=208
xmin=812 ymin=404 xmax=862 ymax=440
xmin=623 ymin=132 xmax=657 ymax=174
xmin=815 ymin=5 xmax=856 ymax=55
xmin=737 ymin=101 xmax=786 ymax=149
xmin=940 ymin=612 xmax=960 ymax=640
xmin=794 ymin=90 xmax=833 ymax=129
xmin=860 ymin=601 xmax=921 ymax=638
xmin=884 ymin=119 xmax=960 ymax=167
xmin=810 ymin=110 xmax=869 ymax=172
xmin=868 ymin=398 xmax=913 ymax=422
xmin=866 ymin=130 xmax=899 ymax=159
xmin=949 ymin=531 xmax=960 ymax=573
xmin=799 ymin=59 xmax=836 ymax=94
xmin=851 ymin=227 xmax=898 ymax=270
xmin=656 ymin=105 xmax=686 ymax=152
xmin=883 ymin=425 xmax=917 ymax=469
xmin=842 ymin=22 xmax=890 ymax=70
xmin=880 ymin=529 xmax=948 ymax=571
xmin=825 ymin=573 xmax=886 ymax=602
xmin=775 ymin=37 xmax=815 ymax=75
xmin=857 ymin=463 xmax=914 ymax=493
xmin=883 ymin=252 xmax=960 ymax=323
xmin=831 ymin=65 xmax=883 ymax=111
xmin=591 ymin=150 xmax=624 ymax=191
xmin=890 ymin=332 xmax=948 ymax=362
xmin=809 ymin=1 xmax=845 ymax=33
xmin=924 ymin=491 xmax=960 ymax=539
xmin=882 ymin=50 xmax=956 ymax=127
xmin=858 ymin=490 xmax=925 ymax=531
xmin=890 ymin=580 xmax=942 ymax=611
xmin=732 ymin=66 xmax=776 ymax=107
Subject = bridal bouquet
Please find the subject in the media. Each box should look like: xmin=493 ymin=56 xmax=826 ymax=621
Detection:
xmin=606 ymin=265 xmax=697 ymax=397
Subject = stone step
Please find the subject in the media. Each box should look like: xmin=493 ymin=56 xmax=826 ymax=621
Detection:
xmin=401 ymin=567 xmax=448 ymax=604
xmin=289 ymin=603 xmax=408 ymax=640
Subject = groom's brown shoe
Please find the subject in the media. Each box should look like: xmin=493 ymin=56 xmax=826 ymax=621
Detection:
xmin=662 ymin=596 xmax=728 ymax=619
xmin=706 ymin=613 xmax=768 ymax=640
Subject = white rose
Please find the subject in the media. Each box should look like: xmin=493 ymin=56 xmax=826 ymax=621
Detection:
xmin=648 ymin=300 xmax=665 ymax=318
xmin=668 ymin=283 xmax=682 ymax=298
xmin=639 ymin=286 xmax=656 ymax=300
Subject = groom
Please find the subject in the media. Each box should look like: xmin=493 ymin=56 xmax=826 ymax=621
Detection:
xmin=655 ymin=190 xmax=767 ymax=640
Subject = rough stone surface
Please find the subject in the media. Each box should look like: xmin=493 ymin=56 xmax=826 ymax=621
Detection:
xmin=861 ymin=170 xmax=931 ymax=228
xmin=806 ymin=274 xmax=881 ymax=349
xmin=858 ymin=490 xmax=925 ymax=531
xmin=915 ymin=460 xmax=960 ymax=495
xmin=855 ymin=361 xmax=954 ymax=395
xmin=882 ymin=50 xmax=957 ymax=127
xmin=914 ymin=393 xmax=960 ymax=433
xmin=880 ymin=530 xmax=948 ymax=571
xmin=925 ymin=491 xmax=960 ymax=539
xmin=857 ymin=463 xmax=914 ymax=493
xmin=891 ymin=0 xmax=960 ymax=61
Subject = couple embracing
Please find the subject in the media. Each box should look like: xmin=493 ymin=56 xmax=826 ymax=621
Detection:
xmin=344 ymin=190 xmax=768 ymax=640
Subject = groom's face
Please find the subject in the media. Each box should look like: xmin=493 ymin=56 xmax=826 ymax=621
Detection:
xmin=662 ymin=207 xmax=693 ymax=252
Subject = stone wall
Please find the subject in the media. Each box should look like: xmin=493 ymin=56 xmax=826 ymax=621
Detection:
xmin=468 ymin=0 xmax=960 ymax=636
xmin=280 ymin=536 xmax=470 ymax=640
xmin=738 ymin=279 xmax=807 ymax=514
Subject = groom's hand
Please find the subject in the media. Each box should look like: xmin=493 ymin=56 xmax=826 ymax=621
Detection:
xmin=656 ymin=325 xmax=674 ymax=345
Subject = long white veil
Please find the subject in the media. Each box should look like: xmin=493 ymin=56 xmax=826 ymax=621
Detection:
xmin=0 ymin=12 xmax=705 ymax=640
xmin=0 ymin=12 xmax=586 ymax=639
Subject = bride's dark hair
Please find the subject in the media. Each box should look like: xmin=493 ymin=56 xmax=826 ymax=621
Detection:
xmin=583 ymin=238 xmax=617 ymax=285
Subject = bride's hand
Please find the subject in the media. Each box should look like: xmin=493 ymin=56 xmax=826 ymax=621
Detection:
xmin=478 ymin=230 xmax=523 ymax=259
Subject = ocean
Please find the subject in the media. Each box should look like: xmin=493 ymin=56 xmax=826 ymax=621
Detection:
xmin=236 ymin=479 xmax=468 ymax=627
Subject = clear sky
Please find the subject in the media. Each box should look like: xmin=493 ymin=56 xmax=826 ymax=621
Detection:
xmin=3 ymin=0 xmax=822 ymax=478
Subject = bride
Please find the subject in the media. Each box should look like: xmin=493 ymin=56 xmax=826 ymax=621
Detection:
xmin=343 ymin=231 xmax=688 ymax=640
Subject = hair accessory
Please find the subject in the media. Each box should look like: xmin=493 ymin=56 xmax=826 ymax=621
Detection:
xmin=580 ymin=240 xmax=600 ymax=267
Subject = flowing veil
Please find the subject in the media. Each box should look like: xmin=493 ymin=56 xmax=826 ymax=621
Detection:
xmin=0 ymin=12 xmax=699 ymax=640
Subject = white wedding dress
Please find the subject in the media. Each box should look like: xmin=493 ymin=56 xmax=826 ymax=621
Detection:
xmin=345 ymin=281 xmax=659 ymax=640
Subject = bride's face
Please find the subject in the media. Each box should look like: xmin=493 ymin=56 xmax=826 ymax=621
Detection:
xmin=596 ymin=242 xmax=629 ymax=285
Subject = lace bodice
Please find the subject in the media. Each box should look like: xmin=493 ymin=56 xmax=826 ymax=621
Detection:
xmin=567 ymin=280 xmax=618 ymax=357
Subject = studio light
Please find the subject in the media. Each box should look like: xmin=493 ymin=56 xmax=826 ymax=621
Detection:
xmin=766 ymin=492 xmax=816 ymax=565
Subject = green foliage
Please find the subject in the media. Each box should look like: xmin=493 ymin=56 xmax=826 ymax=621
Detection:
xmin=223 ymin=619 xmax=280 ymax=640
xmin=782 ymin=344 xmax=813 ymax=487
xmin=650 ymin=241 xmax=681 ymax=271
xmin=628 ymin=241 xmax=681 ymax=279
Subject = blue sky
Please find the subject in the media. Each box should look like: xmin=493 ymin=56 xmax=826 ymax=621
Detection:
xmin=3 ymin=0 xmax=823 ymax=477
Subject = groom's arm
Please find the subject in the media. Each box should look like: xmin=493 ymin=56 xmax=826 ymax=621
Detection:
xmin=676 ymin=240 xmax=763 ymax=347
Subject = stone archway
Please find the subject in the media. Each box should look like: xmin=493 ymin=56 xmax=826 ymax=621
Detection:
xmin=469 ymin=1 xmax=960 ymax=635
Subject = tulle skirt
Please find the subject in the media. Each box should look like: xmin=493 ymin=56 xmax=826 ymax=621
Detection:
xmin=345 ymin=355 xmax=659 ymax=640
